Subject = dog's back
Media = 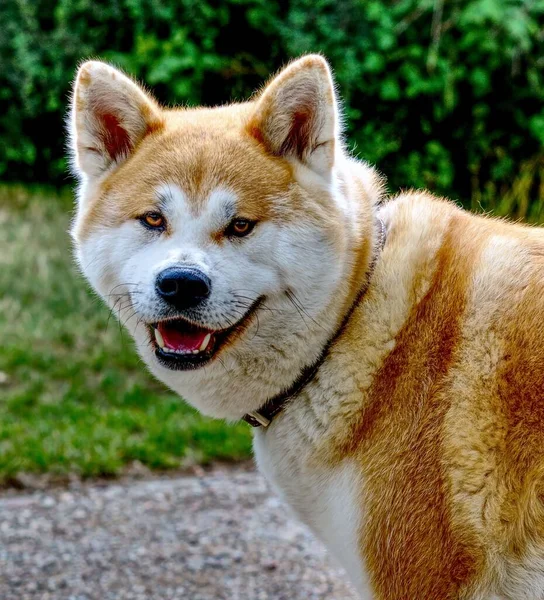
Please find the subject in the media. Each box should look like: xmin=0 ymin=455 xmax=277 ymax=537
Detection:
xmin=319 ymin=192 xmax=544 ymax=599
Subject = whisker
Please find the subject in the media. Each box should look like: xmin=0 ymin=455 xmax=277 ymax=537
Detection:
xmin=105 ymin=297 xmax=123 ymax=333
xmin=251 ymin=311 xmax=261 ymax=340
xmin=122 ymin=309 xmax=139 ymax=329
xmin=286 ymin=290 xmax=324 ymax=330
xmin=230 ymin=292 xmax=283 ymax=314
xmin=106 ymin=291 xmax=144 ymax=298
xmin=217 ymin=356 xmax=232 ymax=378
xmin=231 ymin=300 xmax=278 ymax=314
xmin=107 ymin=282 xmax=142 ymax=297
xmin=285 ymin=290 xmax=311 ymax=330
xmin=81 ymin=253 xmax=103 ymax=272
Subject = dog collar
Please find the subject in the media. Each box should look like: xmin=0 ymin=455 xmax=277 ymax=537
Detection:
xmin=242 ymin=217 xmax=387 ymax=428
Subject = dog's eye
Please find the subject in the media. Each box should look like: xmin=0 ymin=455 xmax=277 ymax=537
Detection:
xmin=141 ymin=212 xmax=166 ymax=230
xmin=226 ymin=219 xmax=256 ymax=238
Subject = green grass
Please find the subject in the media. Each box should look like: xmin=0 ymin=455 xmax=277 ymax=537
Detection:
xmin=0 ymin=186 xmax=252 ymax=483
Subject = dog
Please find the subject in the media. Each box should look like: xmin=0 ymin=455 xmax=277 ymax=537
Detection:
xmin=68 ymin=55 xmax=544 ymax=599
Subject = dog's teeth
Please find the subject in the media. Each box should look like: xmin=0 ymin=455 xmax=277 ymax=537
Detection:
xmin=157 ymin=331 xmax=212 ymax=356
xmin=154 ymin=328 xmax=165 ymax=349
xmin=199 ymin=333 xmax=212 ymax=352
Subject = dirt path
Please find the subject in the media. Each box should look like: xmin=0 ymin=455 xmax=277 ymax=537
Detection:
xmin=0 ymin=466 xmax=357 ymax=599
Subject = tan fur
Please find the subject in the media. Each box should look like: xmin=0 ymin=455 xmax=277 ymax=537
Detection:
xmin=282 ymin=194 xmax=544 ymax=599
xmin=69 ymin=55 xmax=544 ymax=599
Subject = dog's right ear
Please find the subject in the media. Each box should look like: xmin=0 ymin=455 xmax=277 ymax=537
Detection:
xmin=69 ymin=61 xmax=164 ymax=181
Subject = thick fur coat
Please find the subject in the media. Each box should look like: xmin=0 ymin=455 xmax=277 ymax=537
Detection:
xmin=69 ymin=55 xmax=544 ymax=599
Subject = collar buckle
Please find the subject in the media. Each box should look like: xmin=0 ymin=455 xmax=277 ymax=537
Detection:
xmin=245 ymin=411 xmax=271 ymax=428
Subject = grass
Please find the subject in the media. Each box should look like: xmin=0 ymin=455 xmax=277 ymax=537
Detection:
xmin=0 ymin=186 xmax=252 ymax=483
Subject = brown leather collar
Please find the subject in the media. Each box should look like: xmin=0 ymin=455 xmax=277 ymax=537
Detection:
xmin=243 ymin=217 xmax=387 ymax=428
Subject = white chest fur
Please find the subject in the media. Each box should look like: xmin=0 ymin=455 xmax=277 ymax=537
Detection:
xmin=253 ymin=426 xmax=374 ymax=598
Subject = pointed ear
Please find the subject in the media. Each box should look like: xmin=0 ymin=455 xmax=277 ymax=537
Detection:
xmin=247 ymin=55 xmax=340 ymax=178
xmin=69 ymin=61 xmax=164 ymax=181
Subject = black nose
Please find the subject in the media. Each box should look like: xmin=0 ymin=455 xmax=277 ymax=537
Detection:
xmin=155 ymin=267 xmax=211 ymax=310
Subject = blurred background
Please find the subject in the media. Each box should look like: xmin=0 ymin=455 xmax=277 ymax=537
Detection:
xmin=0 ymin=0 xmax=543 ymax=484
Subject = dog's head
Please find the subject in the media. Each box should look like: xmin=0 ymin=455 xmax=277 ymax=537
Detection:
xmin=69 ymin=55 xmax=382 ymax=419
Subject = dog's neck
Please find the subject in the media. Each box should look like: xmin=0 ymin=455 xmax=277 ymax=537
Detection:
xmin=243 ymin=215 xmax=387 ymax=428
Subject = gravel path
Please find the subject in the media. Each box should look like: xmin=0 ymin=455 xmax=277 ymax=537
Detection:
xmin=0 ymin=466 xmax=357 ymax=600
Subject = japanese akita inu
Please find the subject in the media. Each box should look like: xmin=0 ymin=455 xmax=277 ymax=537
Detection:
xmin=68 ymin=55 xmax=544 ymax=599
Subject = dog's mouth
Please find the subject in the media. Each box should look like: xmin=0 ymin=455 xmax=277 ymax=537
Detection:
xmin=149 ymin=298 xmax=263 ymax=370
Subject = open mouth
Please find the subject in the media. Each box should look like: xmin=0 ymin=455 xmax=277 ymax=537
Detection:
xmin=149 ymin=298 xmax=263 ymax=370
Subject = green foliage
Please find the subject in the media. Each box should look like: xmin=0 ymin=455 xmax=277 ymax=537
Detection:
xmin=1 ymin=0 xmax=543 ymax=218
xmin=0 ymin=186 xmax=252 ymax=482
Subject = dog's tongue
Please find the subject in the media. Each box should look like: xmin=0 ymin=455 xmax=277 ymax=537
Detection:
xmin=158 ymin=322 xmax=209 ymax=352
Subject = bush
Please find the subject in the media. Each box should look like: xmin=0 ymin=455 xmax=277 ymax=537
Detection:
xmin=1 ymin=0 xmax=543 ymax=219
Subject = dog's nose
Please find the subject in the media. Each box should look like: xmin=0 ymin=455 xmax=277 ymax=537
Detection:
xmin=155 ymin=267 xmax=211 ymax=310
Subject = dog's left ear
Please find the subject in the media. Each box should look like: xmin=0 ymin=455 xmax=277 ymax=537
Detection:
xmin=247 ymin=55 xmax=340 ymax=179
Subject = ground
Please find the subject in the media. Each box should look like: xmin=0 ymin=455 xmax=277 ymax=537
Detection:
xmin=0 ymin=186 xmax=251 ymax=483
xmin=0 ymin=465 xmax=357 ymax=600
